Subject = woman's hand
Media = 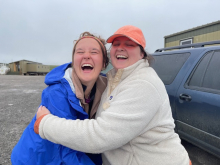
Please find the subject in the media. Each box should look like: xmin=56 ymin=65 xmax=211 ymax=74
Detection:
xmin=36 ymin=105 xmax=51 ymax=119
xmin=34 ymin=106 xmax=51 ymax=134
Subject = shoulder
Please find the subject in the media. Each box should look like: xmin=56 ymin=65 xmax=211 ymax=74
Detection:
xmin=97 ymin=74 xmax=107 ymax=89
xmin=45 ymin=62 xmax=72 ymax=85
xmin=128 ymin=65 xmax=160 ymax=85
xmin=98 ymin=74 xmax=107 ymax=84
xmin=122 ymin=66 xmax=167 ymax=99
xmin=43 ymin=82 xmax=68 ymax=100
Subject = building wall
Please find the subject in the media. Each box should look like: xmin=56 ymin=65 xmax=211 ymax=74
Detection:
xmin=8 ymin=63 xmax=13 ymax=71
xmin=165 ymin=21 xmax=220 ymax=47
xmin=27 ymin=63 xmax=37 ymax=72
xmin=194 ymin=30 xmax=220 ymax=43
xmin=165 ymin=30 xmax=220 ymax=47
xmin=27 ymin=63 xmax=50 ymax=73
xmin=8 ymin=62 xmax=21 ymax=73
xmin=36 ymin=64 xmax=50 ymax=72
xmin=165 ymin=40 xmax=179 ymax=48
xmin=8 ymin=60 xmax=30 ymax=74
xmin=20 ymin=60 xmax=28 ymax=74
xmin=8 ymin=60 xmax=50 ymax=75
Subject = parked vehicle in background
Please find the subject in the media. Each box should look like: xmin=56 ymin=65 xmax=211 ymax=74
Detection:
xmin=151 ymin=40 xmax=220 ymax=158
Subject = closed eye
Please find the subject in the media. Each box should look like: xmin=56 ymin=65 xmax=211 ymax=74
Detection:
xmin=112 ymin=43 xmax=119 ymax=47
xmin=125 ymin=42 xmax=136 ymax=47
xmin=91 ymin=48 xmax=100 ymax=54
xmin=126 ymin=41 xmax=137 ymax=47
xmin=126 ymin=44 xmax=134 ymax=47
xmin=77 ymin=51 xmax=84 ymax=54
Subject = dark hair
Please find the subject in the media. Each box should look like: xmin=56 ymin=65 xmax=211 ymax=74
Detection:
xmin=139 ymin=45 xmax=154 ymax=64
xmin=72 ymin=32 xmax=109 ymax=69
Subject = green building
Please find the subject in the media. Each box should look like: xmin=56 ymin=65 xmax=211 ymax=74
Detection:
xmin=165 ymin=20 xmax=220 ymax=47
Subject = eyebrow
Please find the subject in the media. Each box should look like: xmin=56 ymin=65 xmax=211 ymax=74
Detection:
xmin=91 ymin=48 xmax=100 ymax=52
xmin=75 ymin=48 xmax=100 ymax=52
xmin=75 ymin=48 xmax=84 ymax=51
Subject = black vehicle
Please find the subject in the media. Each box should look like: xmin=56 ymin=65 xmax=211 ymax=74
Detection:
xmin=151 ymin=40 xmax=220 ymax=158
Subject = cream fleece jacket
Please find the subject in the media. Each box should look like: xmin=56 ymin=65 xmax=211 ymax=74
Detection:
xmin=39 ymin=59 xmax=189 ymax=165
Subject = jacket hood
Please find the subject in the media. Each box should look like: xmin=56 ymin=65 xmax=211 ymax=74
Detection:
xmin=45 ymin=62 xmax=72 ymax=85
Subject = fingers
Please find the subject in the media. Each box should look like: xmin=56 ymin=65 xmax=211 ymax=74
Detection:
xmin=38 ymin=105 xmax=42 ymax=112
xmin=42 ymin=106 xmax=48 ymax=111
xmin=41 ymin=106 xmax=50 ymax=114
xmin=36 ymin=106 xmax=50 ymax=119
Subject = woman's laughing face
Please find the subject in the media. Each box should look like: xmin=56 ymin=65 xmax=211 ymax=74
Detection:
xmin=73 ymin=38 xmax=103 ymax=86
xmin=110 ymin=36 xmax=143 ymax=69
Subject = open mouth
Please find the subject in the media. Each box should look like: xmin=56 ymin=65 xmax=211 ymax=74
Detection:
xmin=81 ymin=64 xmax=94 ymax=71
xmin=116 ymin=55 xmax=128 ymax=60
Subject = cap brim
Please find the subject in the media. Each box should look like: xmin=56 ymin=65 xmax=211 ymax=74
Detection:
xmin=106 ymin=34 xmax=125 ymax=43
xmin=106 ymin=34 xmax=141 ymax=46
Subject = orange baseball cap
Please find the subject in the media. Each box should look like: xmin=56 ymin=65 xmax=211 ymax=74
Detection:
xmin=106 ymin=25 xmax=146 ymax=48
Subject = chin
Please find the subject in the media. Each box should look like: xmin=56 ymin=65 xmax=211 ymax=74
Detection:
xmin=82 ymin=77 xmax=97 ymax=84
xmin=115 ymin=65 xmax=127 ymax=69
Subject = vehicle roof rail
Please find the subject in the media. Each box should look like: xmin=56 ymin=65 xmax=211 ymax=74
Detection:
xmin=155 ymin=40 xmax=220 ymax=52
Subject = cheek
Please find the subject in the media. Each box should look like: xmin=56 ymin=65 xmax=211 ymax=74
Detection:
xmin=95 ymin=56 xmax=104 ymax=69
xmin=110 ymin=47 xmax=116 ymax=57
xmin=73 ymin=55 xmax=81 ymax=66
xmin=134 ymin=49 xmax=143 ymax=59
xmin=110 ymin=53 xmax=114 ymax=61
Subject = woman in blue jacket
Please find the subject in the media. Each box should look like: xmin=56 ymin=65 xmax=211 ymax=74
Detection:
xmin=11 ymin=32 xmax=109 ymax=165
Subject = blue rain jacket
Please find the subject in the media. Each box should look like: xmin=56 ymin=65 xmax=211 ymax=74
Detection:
xmin=11 ymin=63 xmax=102 ymax=165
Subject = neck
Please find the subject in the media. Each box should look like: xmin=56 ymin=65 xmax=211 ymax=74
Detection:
xmin=82 ymin=81 xmax=96 ymax=99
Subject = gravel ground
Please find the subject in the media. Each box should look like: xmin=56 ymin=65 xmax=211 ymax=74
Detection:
xmin=0 ymin=75 xmax=220 ymax=165
xmin=0 ymin=75 xmax=46 ymax=165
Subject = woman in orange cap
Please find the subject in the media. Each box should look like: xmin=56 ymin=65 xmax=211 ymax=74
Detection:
xmin=34 ymin=25 xmax=191 ymax=165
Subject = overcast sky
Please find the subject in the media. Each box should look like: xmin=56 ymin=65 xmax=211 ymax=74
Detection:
xmin=1 ymin=0 xmax=220 ymax=65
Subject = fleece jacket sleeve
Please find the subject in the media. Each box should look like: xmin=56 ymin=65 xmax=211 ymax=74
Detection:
xmin=39 ymin=79 xmax=162 ymax=153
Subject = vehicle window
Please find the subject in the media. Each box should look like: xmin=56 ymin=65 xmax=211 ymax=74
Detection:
xmin=188 ymin=51 xmax=212 ymax=87
xmin=203 ymin=51 xmax=220 ymax=90
xmin=151 ymin=53 xmax=190 ymax=85
xmin=188 ymin=50 xmax=220 ymax=91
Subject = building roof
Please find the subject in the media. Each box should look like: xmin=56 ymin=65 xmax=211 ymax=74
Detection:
xmin=165 ymin=20 xmax=220 ymax=38
xmin=8 ymin=59 xmax=42 ymax=64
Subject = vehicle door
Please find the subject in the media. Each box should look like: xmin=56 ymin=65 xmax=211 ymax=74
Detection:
xmin=175 ymin=50 xmax=220 ymax=157
xmin=151 ymin=52 xmax=191 ymax=120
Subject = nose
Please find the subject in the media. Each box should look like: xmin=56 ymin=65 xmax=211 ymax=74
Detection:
xmin=117 ymin=44 xmax=124 ymax=51
xmin=83 ymin=52 xmax=91 ymax=59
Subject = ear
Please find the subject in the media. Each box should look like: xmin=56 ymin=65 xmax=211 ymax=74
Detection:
xmin=140 ymin=52 xmax=144 ymax=59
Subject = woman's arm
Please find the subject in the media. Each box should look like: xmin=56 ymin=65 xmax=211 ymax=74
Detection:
xmin=37 ymin=80 xmax=162 ymax=153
